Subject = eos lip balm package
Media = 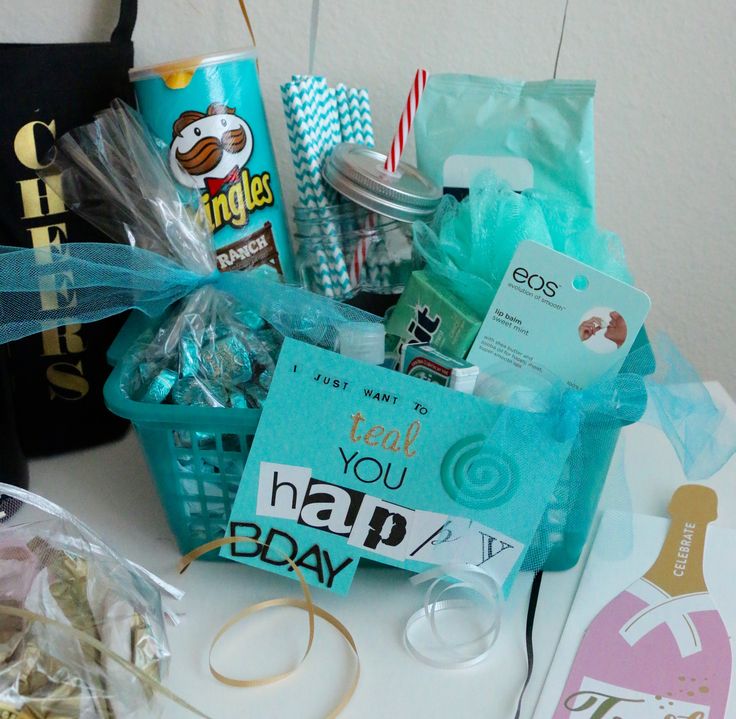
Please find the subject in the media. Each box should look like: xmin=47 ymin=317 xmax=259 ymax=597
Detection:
xmin=130 ymin=49 xmax=295 ymax=280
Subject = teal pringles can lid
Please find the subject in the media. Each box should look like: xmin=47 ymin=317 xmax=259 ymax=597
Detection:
xmin=130 ymin=48 xmax=295 ymax=281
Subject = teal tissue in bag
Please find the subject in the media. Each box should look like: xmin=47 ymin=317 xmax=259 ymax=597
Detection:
xmin=412 ymin=172 xmax=633 ymax=321
xmin=414 ymin=75 xmax=596 ymax=211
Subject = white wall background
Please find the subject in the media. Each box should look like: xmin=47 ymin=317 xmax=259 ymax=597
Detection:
xmin=2 ymin=0 xmax=734 ymax=393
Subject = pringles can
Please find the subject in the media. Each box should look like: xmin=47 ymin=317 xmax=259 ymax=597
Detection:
xmin=130 ymin=49 xmax=295 ymax=280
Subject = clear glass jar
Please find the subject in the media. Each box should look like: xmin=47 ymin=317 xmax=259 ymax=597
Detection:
xmin=293 ymin=202 xmax=413 ymax=300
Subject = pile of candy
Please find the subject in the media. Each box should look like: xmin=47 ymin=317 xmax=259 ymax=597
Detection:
xmin=0 ymin=508 xmax=171 ymax=719
xmin=127 ymin=288 xmax=283 ymax=412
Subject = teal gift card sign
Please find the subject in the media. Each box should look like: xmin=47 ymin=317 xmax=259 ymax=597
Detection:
xmin=225 ymin=339 xmax=574 ymax=595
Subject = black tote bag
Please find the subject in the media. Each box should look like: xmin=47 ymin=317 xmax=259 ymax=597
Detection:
xmin=0 ymin=1 xmax=137 ymax=456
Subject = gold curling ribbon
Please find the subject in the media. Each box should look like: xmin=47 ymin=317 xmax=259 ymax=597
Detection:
xmin=179 ymin=536 xmax=360 ymax=716
xmin=0 ymin=536 xmax=360 ymax=718
xmin=0 ymin=604 xmax=212 ymax=719
xmin=238 ymin=0 xmax=257 ymax=47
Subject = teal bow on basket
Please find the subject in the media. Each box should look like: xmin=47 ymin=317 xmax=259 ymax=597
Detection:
xmin=0 ymin=242 xmax=382 ymax=351
xmin=1 ymin=240 xmax=734 ymax=575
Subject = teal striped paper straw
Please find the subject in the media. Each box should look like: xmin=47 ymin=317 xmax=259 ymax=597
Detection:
xmin=281 ymin=78 xmax=352 ymax=298
xmin=358 ymin=89 xmax=375 ymax=147
xmin=281 ymin=82 xmax=335 ymax=297
xmin=336 ymin=84 xmax=356 ymax=143
xmin=348 ymin=87 xmax=374 ymax=148
xmin=282 ymin=76 xmax=379 ymax=297
xmin=296 ymin=77 xmax=351 ymax=297
xmin=281 ymin=82 xmax=326 ymax=207
xmin=312 ymin=244 xmax=335 ymax=297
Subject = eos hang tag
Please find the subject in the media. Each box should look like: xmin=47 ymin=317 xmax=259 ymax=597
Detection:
xmin=467 ymin=241 xmax=651 ymax=390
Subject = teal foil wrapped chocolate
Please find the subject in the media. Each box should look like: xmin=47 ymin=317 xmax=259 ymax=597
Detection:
xmin=140 ymin=368 xmax=177 ymax=404
xmin=234 ymin=308 xmax=266 ymax=331
xmin=199 ymin=335 xmax=253 ymax=385
xmin=126 ymin=286 xmax=276 ymax=411
xmin=229 ymin=390 xmax=248 ymax=409
xmin=171 ymin=376 xmax=228 ymax=408
xmin=130 ymin=50 xmax=295 ymax=280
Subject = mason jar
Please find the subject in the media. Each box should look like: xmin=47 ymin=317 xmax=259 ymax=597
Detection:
xmin=293 ymin=144 xmax=441 ymax=314
xmin=294 ymin=206 xmax=413 ymax=300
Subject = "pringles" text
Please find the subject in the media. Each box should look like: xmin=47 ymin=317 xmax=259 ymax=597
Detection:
xmin=201 ymin=168 xmax=274 ymax=234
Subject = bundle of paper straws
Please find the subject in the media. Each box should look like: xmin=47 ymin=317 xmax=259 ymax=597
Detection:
xmin=281 ymin=75 xmax=376 ymax=298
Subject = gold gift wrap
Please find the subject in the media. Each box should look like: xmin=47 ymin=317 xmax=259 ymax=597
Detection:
xmin=0 ymin=701 xmax=36 ymax=718
xmin=0 ymin=536 xmax=169 ymax=719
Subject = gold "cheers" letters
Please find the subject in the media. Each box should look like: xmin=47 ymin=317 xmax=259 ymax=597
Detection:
xmin=14 ymin=119 xmax=88 ymax=400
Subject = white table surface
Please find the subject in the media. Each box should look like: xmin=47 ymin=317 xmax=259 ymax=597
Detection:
xmin=19 ymin=382 xmax=736 ymax=719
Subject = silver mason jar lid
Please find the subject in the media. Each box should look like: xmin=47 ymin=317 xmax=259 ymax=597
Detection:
xmin=322 ymin=143 xmax=442 ymax=223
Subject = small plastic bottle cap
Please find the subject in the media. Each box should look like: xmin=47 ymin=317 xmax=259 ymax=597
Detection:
xmin=338 ymin=323 xmax=386 ymax=366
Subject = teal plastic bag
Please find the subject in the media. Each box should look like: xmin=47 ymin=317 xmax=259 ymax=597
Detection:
xmin=414 ymin=75 xmax=596 ymax=211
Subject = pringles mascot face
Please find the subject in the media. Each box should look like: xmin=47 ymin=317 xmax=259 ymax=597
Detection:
xmin=170 ymin=103 xmax=254 ymax=193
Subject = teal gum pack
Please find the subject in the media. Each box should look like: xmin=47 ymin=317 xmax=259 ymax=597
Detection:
xmin=131 ymin=50 xmax=295 ymax=280
xmin=468 ymin=241 xmax=651 ymax=390
xmin=224 ymin=338 xmax=578 ymax=595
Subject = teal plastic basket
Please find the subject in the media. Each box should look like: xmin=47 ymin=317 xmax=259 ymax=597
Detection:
xmin=105 ymin=312 xmax=653 ymax=570
xmin=104 ymin=312 xmax=261 ymax=556
xmin=528 ymin=327 xmax=655 ymax=570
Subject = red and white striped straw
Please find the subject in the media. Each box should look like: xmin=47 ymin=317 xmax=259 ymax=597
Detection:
xmin=384 ymin=68 xmax=428 ymax=173
xmin=351 ymin=211 xmax=376 ymax=286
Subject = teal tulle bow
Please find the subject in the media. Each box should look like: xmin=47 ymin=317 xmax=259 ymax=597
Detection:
xmin=0 ymin=242 xmax=380 ymax=349
xmin=1 ymin=241 xmax=733 ymax=486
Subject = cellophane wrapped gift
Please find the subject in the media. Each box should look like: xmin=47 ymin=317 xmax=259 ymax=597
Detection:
xmin=122 ymin=286 xmax=280 ymax=411
xmin=0 ymin=487 xmax=171 ymax=718
xmin=39 ymin=100 xmax=375 ymax=415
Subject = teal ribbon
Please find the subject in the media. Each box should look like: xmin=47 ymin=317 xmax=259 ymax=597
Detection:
xmin=554 ymin=371 xmax=649 ymax=443
xmin=0 ymin=242 xmax=379 ymax=347
xmin=1 ymin=241 xmax=733 ymax=484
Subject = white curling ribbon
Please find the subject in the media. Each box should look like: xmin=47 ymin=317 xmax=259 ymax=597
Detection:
xmin=621 ymin=578 xmax=714 ymax=657
xmin=404 ymin=562 xmax=502 ymax=669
